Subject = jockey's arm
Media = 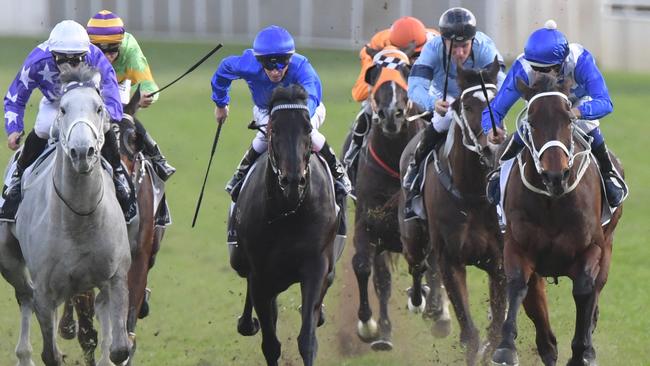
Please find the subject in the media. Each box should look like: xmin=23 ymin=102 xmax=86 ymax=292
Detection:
xmin=295 ymin=62 xmax=323 ymax=119
xmin=211 ymin=55 xmax=244 ymax=111
xmin=407 ymin=40 xmax=438 ymax=112
xmin=481 ymin=60 xmax=529 ymax=134
xmin=92 ymin=49 xmax=123 ymax=122
xmin=4 ymin=56 xmax=41 ymax=142
xmin=573 ymin=50 xmax=613 ymax=120
xmin=120 ymin=34 xmax=160 ymax=106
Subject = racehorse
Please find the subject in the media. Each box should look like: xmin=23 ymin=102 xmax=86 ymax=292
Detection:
xmin=0 ymin=65 xmax=131 ymax=366
xmin=491 ymin=73 xmax=624 ymax=366
xmin=231 ymin=85 xmax=340 ymax=366
xmin=342 ymin=48 xmax=448 ymax=350
xmin=401 ymin=59 xmax=507 ymax=365
xmin=58 ymin=88 xmax=168 ymax=365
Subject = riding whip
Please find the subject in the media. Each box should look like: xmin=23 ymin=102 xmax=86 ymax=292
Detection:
xmin=191 ymin=120 xmax=224 ymax=228
xmin=478 ymin=70 xmax=498 ymax=136
xmin=442 ymin=39 xmax=453 ymax=101
xmin=148 ymin=43 xmax=223 ymax=97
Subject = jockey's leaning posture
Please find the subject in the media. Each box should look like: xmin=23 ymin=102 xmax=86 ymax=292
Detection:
xmin=2 ymin=20 xmax=136 ymax=221
xmin=343 ymin=16 xmax=437 ymax=168
xmin=402 ymin=7 xmax=506 ymax=220
xmin=211 ymin=25 xmax=351 ymax=204
xmin=87 ymin=10 xmax=176 ymax=181
xmin=483 ymin=20 xmax=627 ymax=208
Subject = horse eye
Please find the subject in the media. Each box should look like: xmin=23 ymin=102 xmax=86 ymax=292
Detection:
xmin=97 ymin=106 xmax=103 ymax=114
xmin=464 ymin=105 xmax=472 ymax=112
xmin=60 ymin=107 xmax=66 ymax=115
xmin=378 ymin=110 xmax=385 ymax=119
xmin=395 ymin=109 xmax=404 ymax=117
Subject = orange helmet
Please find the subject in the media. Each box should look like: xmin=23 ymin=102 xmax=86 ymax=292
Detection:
xmin=389 ymin=16 xmax=427 ymax=51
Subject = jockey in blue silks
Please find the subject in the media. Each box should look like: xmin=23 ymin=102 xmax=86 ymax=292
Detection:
xmin=211 ymin=25 xmax=351 ymax=204
xmin=2 ymin=20 xmax=136 ymax=222
xmin=402 ymin=7 xmax=506 ymax=220
xmin=483 ymin=20 xmax=627 ymax=208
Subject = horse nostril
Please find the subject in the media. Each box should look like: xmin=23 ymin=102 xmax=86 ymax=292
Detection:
xmin=562 ymin=169 xmax=570 ymax=181
xmin=87 ymin=147 xmax=95 ymax=158
xmin=70 ymin=148 xmax=78 ymax=160
xmin=279 ymin=176 xmax=289 ymax=187
xmin=299 ymin=177 xmax=307 ymax=186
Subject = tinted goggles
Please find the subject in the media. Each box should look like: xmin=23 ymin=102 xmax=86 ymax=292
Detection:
xmin=97 ymin=43 xmax=121 ymax=54
xmin=52 ymin=52 xmax=87 ymax=67
xmin=531 ymin=64 xmax=562 ymax=74
xmin=256 ymin=54 xmax=292 ymax=70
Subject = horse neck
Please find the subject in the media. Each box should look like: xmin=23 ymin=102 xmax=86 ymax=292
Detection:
xmin=53 ymin=145 xmax=105 ymax=214
xmin=448 ymin=123 xmax=487 ymax=195
xmin=367 ymin=125 xmax=409 ymax=170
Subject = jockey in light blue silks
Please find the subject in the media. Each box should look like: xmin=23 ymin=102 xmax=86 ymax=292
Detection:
xmin=402 ymin=7 xmax=506 ymax=220
xmin=211 ymin=25 xmax=351 ymax=203
xmin=2 ymin=20 xmax=136 ymax=222
xmin=483 ymin=20 xmax=627 ymax=208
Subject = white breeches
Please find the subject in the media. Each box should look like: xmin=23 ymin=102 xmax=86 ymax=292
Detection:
xmin=34 ymin=97 xmax=59 ymax=139
xmin=251 ymin=102 xmax=327 ymax=153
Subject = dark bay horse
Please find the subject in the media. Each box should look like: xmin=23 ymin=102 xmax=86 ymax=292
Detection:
xmin=58 ymin=89 xmax=167 ymax=365
xmin=231 ymin=85 xmax=339 ymax=366
xmin=492 ymin=73 xmax=623 ymax=366
xmin=401 ymin=59 xmax=507 ymax=365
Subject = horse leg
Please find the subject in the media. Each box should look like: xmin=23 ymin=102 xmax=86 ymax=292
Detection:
xmin=406 ymin=253 xmax=427 ymax=314
xmin=95 ymin=288 xmax=113 ymax=366
xmin=58 ymin=299 xmax=76 ymax=340
xmin=107 ymin=271 xmax=131 ymax=365
xmin=439 ymin=259 xmax=479 ymax=365
xmin=297 ymin=259 xmax=327 ymax=366
xmin=237 ymin=277 xmax=260 ymax=336
xmin=370 ymin=251 xmax=393 ymax=351
xmin=522 ymin=273 xmax=557 ymax=366
xmin=567 ymin=244 xmax=605 ymax=366
xmin=485 ymin=261 xmax=508 ymax=351
xmin=352 ymin=230 xmax=378 ymax=342
xmin=251 ymin=279 xmax=281 ymax=366
xmin=73 ymin=291 xmax=98 ymax=366
xmin=492 ymin=247 xmax=534 ymax=366
xmin=33 ymin=296 xmax=62 ymax=366
xmin=424 ymin=254 xmax=452 ymax=338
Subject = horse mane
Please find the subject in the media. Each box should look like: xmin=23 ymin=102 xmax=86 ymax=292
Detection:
xmin=530 ymin=72 xmax=562 ymax=93
xmin=269 ymin=84 xmax=309 ymax=109
xmin=58 ymin=64 xmax=100 ymax=85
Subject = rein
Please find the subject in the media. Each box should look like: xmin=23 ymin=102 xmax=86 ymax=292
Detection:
xmin=52 ymin=173 xmax=105 ymax=216
xmin=367 ymin=142 xmax=400 ymax=179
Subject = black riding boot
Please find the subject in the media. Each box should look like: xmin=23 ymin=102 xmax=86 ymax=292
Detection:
xmin=320 ymin=142 xmax=351 ymax=237
xmin=343 ymin=111 xmax=371 ymax=167
xmin=592 ymin=142 xmax=627 ymax=207
xmin=403 ymin=127 xmax=446 ymax=220
xmin=0 ymin=130 xmax=48 ymax=220
xmin=103 ymin=129 xmax=137 ymax=222
xmin=226 ymin=146 xmax=261 ymax=202
xmin=486 ymin=137 xmax=526 ymax=205
xmin=142 ymin=132 xmax=176 ymax=181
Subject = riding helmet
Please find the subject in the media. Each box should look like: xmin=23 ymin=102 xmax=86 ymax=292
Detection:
xmin=524 ymin=20 xmax=569 ymax=67
xmin=86 ymin=10 xmax=126 ymax=45
xmin=438 ymin=7 xmax=476 ymax=42
xmin=48 ymin=20 xmax=91 ymax=54
xmin=389 ymin=16 xmax=427 ymax=51
xmin=253 ymin=25 xmax=295 ymax=56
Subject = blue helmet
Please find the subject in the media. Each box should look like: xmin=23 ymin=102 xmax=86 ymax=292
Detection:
xmin=524 ymin=20 xmax=569 ymax=67
xmin=253 ymin=25 xmax=295 ymax=56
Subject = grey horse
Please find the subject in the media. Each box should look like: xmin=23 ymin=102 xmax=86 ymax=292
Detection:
xmin=0 ymin=65 xmax=132 ymax=366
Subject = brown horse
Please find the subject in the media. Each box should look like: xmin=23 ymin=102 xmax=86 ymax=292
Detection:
xmin=491 ymin=73 xmax=623 ymax=366
xmin=401 ymin=59 xmax=507 ymax=365
xmin=58 ymin=89 xmax=168 ymax=365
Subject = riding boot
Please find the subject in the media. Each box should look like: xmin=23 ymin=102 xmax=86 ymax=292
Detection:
xmin=226 ymin=146 xmax=261 ymax=202
xmin=103 ymin=129 xmax=137 ymax=222
xmin=403 ymin=127 xmax=446 ymax=220
xmin=486 ymin=137 xmax=525 ymax=205
xmin=592 ymin=142 xmax=627 ymax=207
xmin=343 ymin=111 xmax=370 ymax=167
xmin=319 ymin=141 xmax=352 ymax=203
xmin=0 ymin=130 xmax=48 ymax=220
xmin=142 ymin=132 xmax=176 ymax=181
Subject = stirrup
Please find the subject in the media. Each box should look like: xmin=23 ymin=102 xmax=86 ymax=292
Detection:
xmin=152 ymin=157 xmax=176 ymax=181
xmin=486 ymin=169 xmax=501 ymax=205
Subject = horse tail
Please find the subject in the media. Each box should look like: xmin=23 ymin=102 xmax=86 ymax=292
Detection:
xmin=383 ymin=251 xmax=401 ymax=272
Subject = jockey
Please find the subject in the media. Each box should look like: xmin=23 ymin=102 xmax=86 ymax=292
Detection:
xmin=343 ymin=16 xmax=437 ymax=169
xmin=212 ymin=25 xmax=351 ymax=205
xmin=483 ymin=20 xmax=627 ymax=208
xmin=87 ymin=10 xmax=176 ymax=181
xmin=402 ymin=7 xmax=506 ymax=220
xmin=2 ymin=20 xmax=136 ymax=222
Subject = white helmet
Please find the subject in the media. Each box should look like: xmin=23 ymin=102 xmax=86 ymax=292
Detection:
xmin=48 ymin=20 xmax=90 ymax=54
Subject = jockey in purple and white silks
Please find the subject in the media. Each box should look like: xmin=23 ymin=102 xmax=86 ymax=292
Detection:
xmin=483 ymin=20 xmax=627 ymax=208
xmin=211 ymin=25 xmax=351 ymax=204
xmin=1 ymin=20 xmax=136 ymax=222
xmin=401 ymin=7 xmax=506 ymax=220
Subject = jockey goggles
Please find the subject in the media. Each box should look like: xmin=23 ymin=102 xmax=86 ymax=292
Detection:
xmin=256 ymin=54 xmax=292 ymax=70
xmin=52 ymin=51 xmax=87 ymax=67
xmin=96 ymin=43 xmax=121 ymax=54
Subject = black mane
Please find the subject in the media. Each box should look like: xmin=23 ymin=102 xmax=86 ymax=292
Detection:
xmin=58 ymin=64 xmax=99 ymax=85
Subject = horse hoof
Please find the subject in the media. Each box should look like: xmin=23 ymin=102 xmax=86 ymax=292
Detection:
xmin=110 ymin=348 xmax=130 ymax=365
xmin=58 ymin=320 xmax=77 ymax=340
xmin=431 ymin=318 xmax=452 ymax=338
xmin=237 ymin=316 xmax=260 ymax=336
xmin=370 ymin=339 xmax=393 ymax=351
xmin=407 ymin=294 xmax=426 ymax=314
xmin=317 ymin=308 xmax=325 ymax=327
xmin=356 ymin=318 xmax=378 ymax=343
xmin=492 ymin=347 xmax=519 ymax=366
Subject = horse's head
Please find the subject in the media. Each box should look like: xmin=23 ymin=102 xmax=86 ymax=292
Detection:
xmin=453 ymin=56 xmax=501 ymax=168
xmin=267 ymin=84 xmax=313 ymax=204
xmin=116 ymin=86 xmax=145 ymax=163
xmin=366 ymin=49 xmax=411 ymax=137
xmin=56 ymin=64 xmax=107 ymax=174
xmin=516 ymin=72 xmax=574 ymax=196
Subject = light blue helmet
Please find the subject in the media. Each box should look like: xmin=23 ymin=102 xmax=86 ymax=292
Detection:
xmin=524 ymin=20 xmax=569 ymax=67
xmin=253 ymin=25 xmax=295 ymax=56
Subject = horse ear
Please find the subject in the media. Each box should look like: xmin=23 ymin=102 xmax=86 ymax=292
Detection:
xmin=399 ymin=64 xmax=411 ymax=82
xmin=124 ymin=85 xmax=141 ymax=115
xmin=364 ymin=65 xmax=380 ymax=86
xmin=559 ymin=77 xmax=574 ymax=96
xmin=488 ymin=56 xmax=500 ymax=81
xmin=516 ymin=77 xmax=534 ymax=101
xmin=365 ymin=45 xmax=380 ymax=59
xmin=401 ymin=41 xmax=417 ymax=59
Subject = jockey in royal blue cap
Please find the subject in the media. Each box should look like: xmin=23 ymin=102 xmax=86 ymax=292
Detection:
xmin=211 ymin=25 xmax=351 ymax=205
xmin=483 ymin=20 xmax=627 ymax=208
xmin=402 ymin=7 xmax=506 ymax=220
